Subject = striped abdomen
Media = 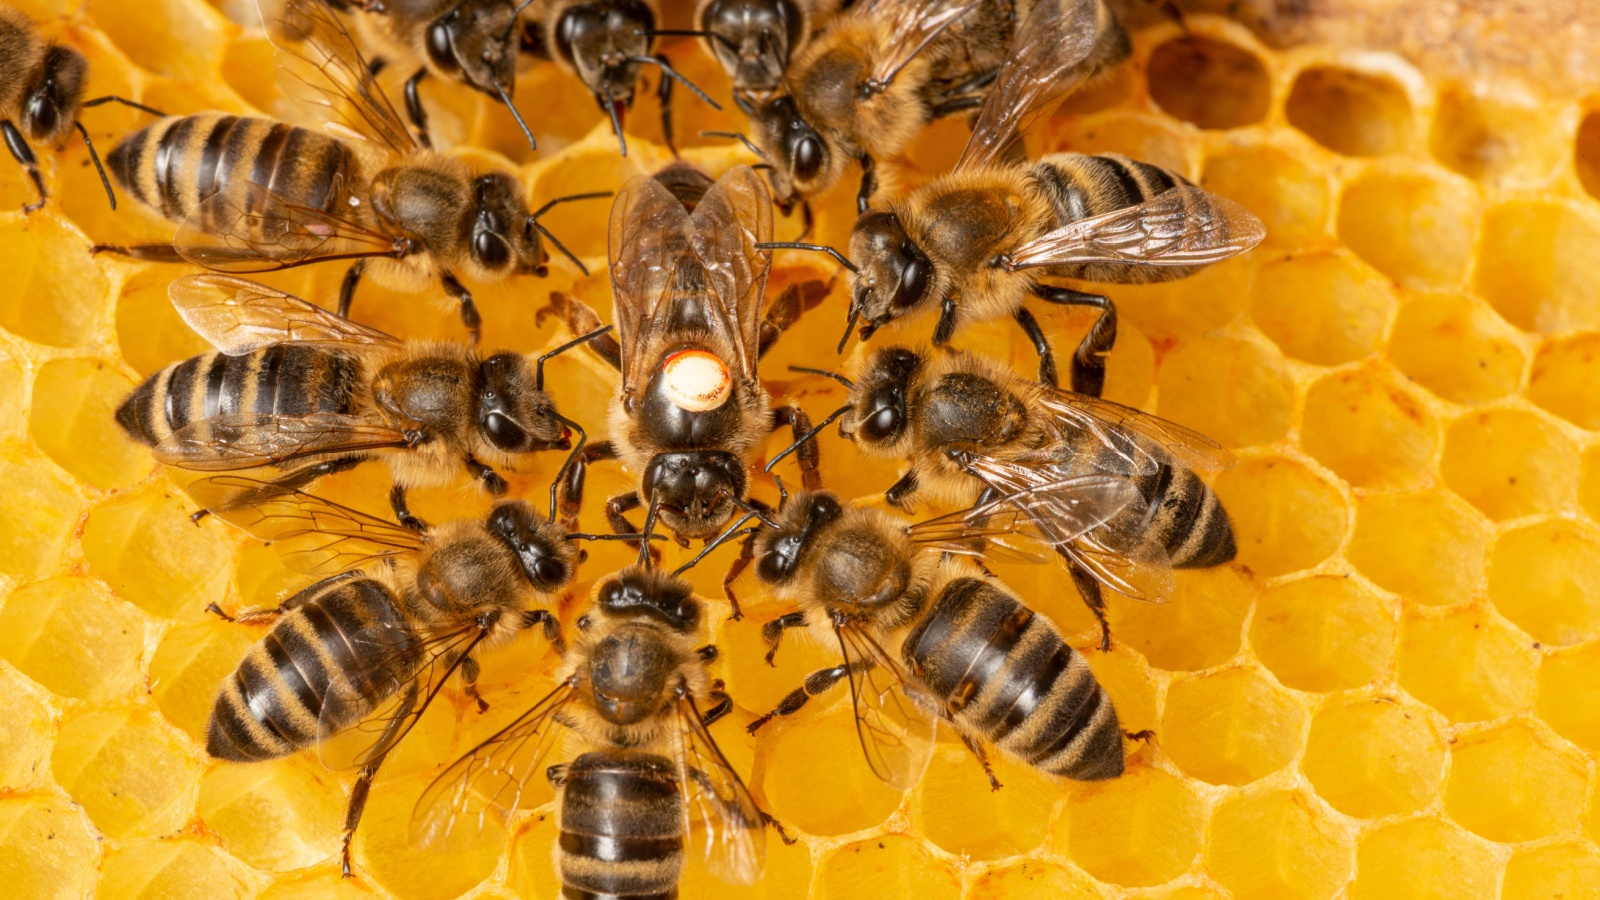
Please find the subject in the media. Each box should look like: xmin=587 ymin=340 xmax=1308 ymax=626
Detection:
xmin=106 ymin=113 xmax=359 ymax=226
xmin=557 ymin=750 xmax=684 ymax=900
xmin=207 ymin=575 xmax=418 ymax=762
xmin=116 ymin=345 xmax=361 ymax=446
xmin=1064 ymin=436 xmax=1235 ymax=569
xmin=902 ymin=577 xmax=1123 ymax=780
xmin=1031 ymin=152 xmax=1223 ymax=285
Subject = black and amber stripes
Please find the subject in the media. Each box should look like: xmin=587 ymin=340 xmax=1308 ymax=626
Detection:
xmin=115 ymin=345 xmax=361 ymax=446
xmin=1030 ymin=151 xmax=1234 ymax=285
xmin=106 ymin=113 xmax=359 ymax=225
xmin=557 ymin=750 xmax=685 ymax=900
xmin=207 ymin=575 xmax=418 ymax=761
xmin=902 ymin=577 xmax=1123 ymax=780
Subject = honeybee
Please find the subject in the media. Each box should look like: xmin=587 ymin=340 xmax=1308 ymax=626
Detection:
xmin=305 ymin=0 xmax=536 ymax=151
xmin=791 ymin=345 xmax=1237 ymax=648
xmin=740 ymin=0 xmax=1128 ymax=212
xmin=116 ymin=274 xmax=605 ymax=521
xmin=766 ymin=0 xmax=1263 ymax=395
xmin=695 ymin=0 xmax=848 ymax=95
xmin=93 ymin=0 xmax=602 ymax=340
xmin=0 ymin=4 xmax=164 ymax=213
xmin=519 ymin=0 xmax=721 ymax=155
xmin=540 ymin=165 xmax=825 ymax=598
xmin=740 ymin=478 xmax=1138 ymax=789
xmin=414 ymin=564 xmax=769 ymax=893
xmin=197 ymin=473 xmax=602 ymax=876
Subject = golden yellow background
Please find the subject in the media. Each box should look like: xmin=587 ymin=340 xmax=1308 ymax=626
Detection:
xmin=0 ymin=0 xmax=1597 ymax=897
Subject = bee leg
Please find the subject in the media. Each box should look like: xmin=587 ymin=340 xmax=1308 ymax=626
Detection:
xmin=959 ymin=732 xmax=1003 ymax=791
xmin=207 ymin=571 xmax=346 ymax=623
xmin=700 ymin=688 xmax=733 ymax=727
xmin=758 ymin=280 xmax=828 ymax=357
xmin=746 ymin=663 xmax=850 ymax=733
xmin=606 ymin=492 xmax=661 ymax=565
xmin=522 ymin=609 xmax=565 ymax=653
xmin=931 ymin=296 xmax=959 ymax=346
xmin=1123 ymin=729 xmax=1156 ymax=744
xmin=545 ymin=763 xmax=570 ymax=788
xmin=337 ymin=259 xmax=366 ymax=319
xmin=856 ymin=154 xmax=876 ymax=215
xmin=760 ymin=612 xmax=807 ymax=667
xmin=403 ymin=67 xmax=433 ymax=149
xmin=884 ymin=468 xmax=920 ymax=512
xmin=389 ymin=484 xmax=428 ymax=532
xmin=559 ymin=440 xmax=617 ymax=530
xmin=538 ymin=292 xmax=622 ymax=371
xmin=366 ymin=55 xmax=388 ymax=78
xmin=1013 ymin=307 xmax=1060 ymax=388
xmin=340 ymin=749 xmax=393 ymax=878
xmin=88 ymin=242 xmax=186 ymax=262
xmin=771 ymin=404 xmax=822 ymax=491
xmin=1064 ymin=557 xmax=1114 ymax=651
xmin=760 ymin=808 xmax=799 ymax=845
xmin=2 ymin=121 xmax=46 ymax=214
xmin=459 ymin=656 xmax=488 ymax=713
xmin=720 ymin=524 xmax=764 ymax=621
xmin=464 ymin=455 xmax=508 ymax=495
xmin=654 ymin=54 xmax=677 ymax=156
xmin=440 ymin=271 xmax=481 ymax=344
xmin=1031 ymin=285 xmax=1116 ymax=399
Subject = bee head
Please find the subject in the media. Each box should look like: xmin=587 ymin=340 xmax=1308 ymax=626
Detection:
xmin=840 ymin=346 xmax=922 ymax=451
xmin=427 ymin=0 xmax=520 ymax=100
xmin=477 ymin=352 xmax=569 ymax=452
xmin=848 ymin=212 xmax=933 ymax=338
xmin=749 ymin=93 xmax=829 ymax=201
xmin=588 ymin=624 xmax=675 ymax=725
xmin=23 ymin=45 xmax=86 ymax=145
xmin=596 ymin=567 xmax=701 ymax=632
xmin=553 ymin=0 xmax=653 ymax=111
xmin=753 ymin=490 xmax=842 ymax=585
xmin=486 ymin=500 xmax=575 ymax=592
xmin=640 ymin=451 xmax=746 ymax=541
xmin=470 ymin=173 xmax=546 ymax=276
xmin=699 ymin=0 xmax=801 ymax=93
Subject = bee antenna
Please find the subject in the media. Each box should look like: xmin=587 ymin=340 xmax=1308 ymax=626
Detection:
xmin=765 ymin=404 xmax=848 ymax=474
xmin=755 ymin=241 xmax=857 ymax=273
xmin=788 ymin=365 xmax=855 ymax=389
xmin=772 ymin=474 xmax=789 ymax=507
xmin=568 ymin=531 xmax=668 ymax=542
xmin=513 ymin=0 xmax=535 ymax=13
xmin=601 ymin=82 xmax=628 ymax=157
xmin=636 ymin=497 xmax=661 ymax=568
xmin=700 ymin=130 xmax=768 ymax=160
xmin=530 ymin=220 xmax=589 ymax=277
xmin=75 ymin=122 xmax=117 ymax=211
xmin=837 ymin=305 xmax=860 ymax=355
xmin=627 ymin=56 xmax=722 ymax=111
xmin=489 ymin=76 xmax=538 ymax=152
xmin=671 ymin=511 xmax=760 ymax=577
xmin=530 ymin=191 xmax=612 ymax=222
xmin=536 ymin=322 xmax=614 ymax=390
xmin=726 ymin=494 xmax=780 ymax=529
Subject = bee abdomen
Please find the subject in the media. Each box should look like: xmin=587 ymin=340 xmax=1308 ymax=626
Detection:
xmin=904 ymin=577 xmax=1123 ymax=781
xmin=1136 ymin=463 xmax=1236 ymax=569
xmin=1031 ymin=152 xmax=1209 ymax=285
xmin=107 ymin=113 xmax=357 ymax=224
xmin=557 ymin=751 xmax=684 ymax=900
xmin=206 ymin=576 xmax=410 ymax=762
xmin=115 ymin=345 xmax=361 ymax=446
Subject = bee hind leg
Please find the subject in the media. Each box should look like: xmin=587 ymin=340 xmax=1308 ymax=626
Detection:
xmin=459 ymin=656 xmax=488 ymax=713
xmin=1063 ymin=556 xmax=1114 ymax=651
xmin=389 ymin=483 xmax=427 ymax=532
xmin=1031 ymin=285 xmax=1116 ymax=399
xmin=2 ymin=121 xmax=46 ymax=214
xmin=746 ymin=663 xmax=850 ymax=734
xmin=89 ymin=242 xmax=185 ymax=262
xmin=559 ymin=440 xmax=617 ymax=531
xmin=339 ymin=748 xmax=393 ymax=878
xmin=760 ymin=611 xmax=807 ymax=667
xmin=959 ymin=732 xmax=1003 ymax=791
xmin=337 ymin=260 xmax=366 ymax=319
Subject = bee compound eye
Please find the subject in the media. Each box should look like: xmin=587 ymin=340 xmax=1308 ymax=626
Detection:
xmin=793 ymin=135 xmax=823 ymax=182
xmin=660 ymin=350 xmax=731 ymax=412
xmin=483 ymin=411 xmax=530 ymax=450
xmin=892 ymin=252 xmax=930 ymax=310
xmin=860 ymin=405 xmax=902 ymax=443
xmin=473 ymin=229 xmax=511 ymax=269
xmin=533 ymin=556 xmax=567 ymax=587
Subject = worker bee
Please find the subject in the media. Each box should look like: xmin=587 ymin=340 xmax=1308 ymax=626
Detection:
xmin=414 ymin=563 xmax=769 ymax=893
xmin=539 ymin=165 xmax=825 ymax=602
xmin=519 ymin=0 xmax=721 ymax=155
xmin=116 ymin=274 xmax=606 ymax=521
xmin=197 ymin=472 xmax=605 ymax=876
xmin=93 ymin=0 xmax=602 ymax=340
xmin=302 ymin=0 xmax=536 ymax=151
xmin=0 ymin=4 xmax=164 ymax=213
xmin=789 ymin=345 xmax=1237 ymax=648
xmin=764 ymin=0 xmax=1262 ymax=395
xmin=740 ymin=476 xmax=1138 ymax=789
xmin=740 ymin=0 xmax=1128 ymax=213
xmin=695 ymin=0 xmax=847 ymax=95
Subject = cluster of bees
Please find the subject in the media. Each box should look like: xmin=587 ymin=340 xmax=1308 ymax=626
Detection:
xmin=5 ymin=0 xmax=1270 ymax=893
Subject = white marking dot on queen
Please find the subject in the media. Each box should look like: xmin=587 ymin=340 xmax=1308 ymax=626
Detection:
xmin=661 ymin=350 xmax=732 ymax=412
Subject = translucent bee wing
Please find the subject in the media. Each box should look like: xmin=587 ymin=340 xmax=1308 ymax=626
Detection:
xmin=176 ymin=180 xmax=405 ymax=274
xmin=186 ymin=474 xmax=423 ymax=575
xmin=169 ymin=273 xmax=400 ymax=354
xmin=673 ymin=693 xmax=766 ymax=885
xmin=154 ymin=412 xmax=414 ymax=472
xmin=1002 ymin=185 xmax=1266 ymax=271
xmin=1036 ymin=389 xmax=1237 ymax=474
xmin=836 ymin=622 xmax=939 ymax=792
xmin=685 ymin=165 xmax=773 ymax=381
xmin=608 ymin=172 xmax=696 ymax=397
xmin=1059 ymin=525 xmax=1177 ymax=605
xmin=956 ymin=0 xmax=1111 ymax=172
xmin=862 ymin=0 xmax=985 ymax=91
xmin=410 ymin=678 xmax=580 ymax=849
xmin=906 ymin=473 xmax=1141 ymax=560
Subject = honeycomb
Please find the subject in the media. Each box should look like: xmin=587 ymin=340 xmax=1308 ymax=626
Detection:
xmin=0 ymin=0 xmax=1598 ymax=897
